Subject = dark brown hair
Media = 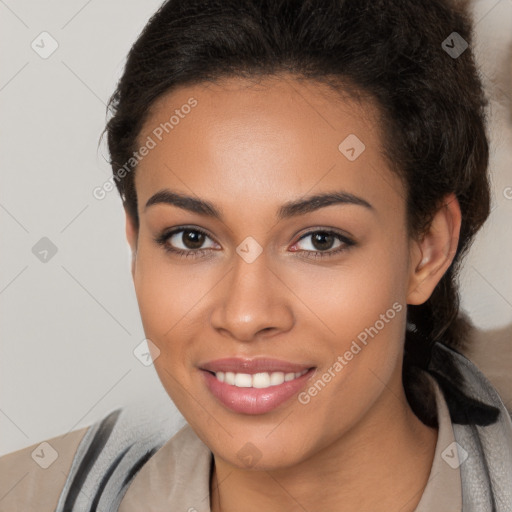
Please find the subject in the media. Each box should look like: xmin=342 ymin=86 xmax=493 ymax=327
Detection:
xmin=102 ymin=0 xmax=491 ymax=426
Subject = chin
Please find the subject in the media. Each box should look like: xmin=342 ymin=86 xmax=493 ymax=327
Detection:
xmin=213 ymin=439 xmax=310 ymax=472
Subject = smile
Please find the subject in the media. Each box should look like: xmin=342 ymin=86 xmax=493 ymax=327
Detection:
xmin=212 ymin=369 xmax=309 ymax=388
xmin=200 ymin=360 xmax=316 ymax=415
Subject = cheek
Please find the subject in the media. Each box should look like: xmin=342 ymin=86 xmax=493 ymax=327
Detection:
xmin=131 ymin=242 xmax=220 ymax=397
xmin=133 ymin=243 xmax=209 ymax=338
xmin=132 ymin=255 xmax=198 ymax=408
xmin=132 ymin=254 xmax=187 ymax=387
xmin=290 ymin=238 xmax=408 ymax=336
xmin=290 ymin=238 xmax=408 ymax=400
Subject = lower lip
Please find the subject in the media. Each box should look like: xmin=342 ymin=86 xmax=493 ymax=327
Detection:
xmin=201 ymin=369 xmax=315 ymax=415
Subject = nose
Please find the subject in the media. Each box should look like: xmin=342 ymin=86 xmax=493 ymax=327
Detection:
xmin=210 ymin=249 xmax=295 ymax=342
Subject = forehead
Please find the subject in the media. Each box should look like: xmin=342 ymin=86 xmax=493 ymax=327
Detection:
xmin=134 ymin=75 xmax=403 ymax=218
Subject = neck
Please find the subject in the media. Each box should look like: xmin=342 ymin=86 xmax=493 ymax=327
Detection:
xmin=210 ymin=373 xmax=438 ymax=512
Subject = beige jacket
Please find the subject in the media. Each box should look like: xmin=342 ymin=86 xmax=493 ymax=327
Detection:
xmin=0 ymin=375 xmax=463 ymax=512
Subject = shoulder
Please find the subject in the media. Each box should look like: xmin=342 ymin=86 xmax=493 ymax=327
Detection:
xmin=0 ymin=401 xmax=181 ymax=512
xmin=460 ymin=325 xmax=512 ymax=413
xmin=0 ymin=426 xmax=89 ymax=512
xmin=118 ymin=422 xmax=212 ymax=511
xmin=426 ymin=342 xmax=512 ymax=506
xmin=53 ymin=401 xmax=187 ymax=511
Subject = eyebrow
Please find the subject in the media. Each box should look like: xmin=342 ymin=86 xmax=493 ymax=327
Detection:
xmin=144 ymin=189 xmax=374 ymax=220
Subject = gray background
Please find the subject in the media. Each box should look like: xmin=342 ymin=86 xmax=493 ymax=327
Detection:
xmin=1 ymin=0 xmax=511 ymax=455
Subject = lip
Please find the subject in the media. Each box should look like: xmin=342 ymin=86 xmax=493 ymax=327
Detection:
xmin=199 ymin=358 xmax=316 ymax=415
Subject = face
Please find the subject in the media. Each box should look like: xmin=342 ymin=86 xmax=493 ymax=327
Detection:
xmin=127 ymin=75 xmax=421 ymax=470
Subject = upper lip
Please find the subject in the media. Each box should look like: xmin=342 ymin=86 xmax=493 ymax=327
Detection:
xmin=200 ymin=358 xmax=314 ymax=374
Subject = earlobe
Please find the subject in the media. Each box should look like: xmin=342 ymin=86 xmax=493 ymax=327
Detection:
xmin=407 ymin=193 xmax=461 ymax=305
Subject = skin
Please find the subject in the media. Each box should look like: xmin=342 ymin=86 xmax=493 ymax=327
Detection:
xmin=125 ymin=74 xmax=461 ymax=512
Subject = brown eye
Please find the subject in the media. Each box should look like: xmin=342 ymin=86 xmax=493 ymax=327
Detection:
xmin=180 ymin=229 xmax=206 ymax=249
xmin=290 ymin=229 xmax=356 ymax=260
xmin=310 ymin=232 xmax=336 ymax=251
xmin=155 ymin=226 xmax=219 ymax=258
xmin=294 ymin=231 xmax=348 ymax=252
xmin=166 ymin=228 xmax=217 ymax=251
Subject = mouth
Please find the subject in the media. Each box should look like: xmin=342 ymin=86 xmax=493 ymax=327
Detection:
xmin=199 ymin=358 xmax=316 ymax=415
xmin=206 ymin=368 xmax=310 ymax=388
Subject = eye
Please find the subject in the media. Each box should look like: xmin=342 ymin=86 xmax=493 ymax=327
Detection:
xmin=290 ymin=230 xmax=355 ymax=260
xmin=155 ymin=226 xmax=355 ymax=261
xmin=155 ymin=226 xmax=219 ymax=258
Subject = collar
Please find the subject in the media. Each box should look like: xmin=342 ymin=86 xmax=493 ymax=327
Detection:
xmin=426 ymin=342 xmax=512 ymax=510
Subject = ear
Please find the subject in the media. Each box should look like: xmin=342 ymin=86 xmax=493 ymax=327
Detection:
xmin=407 ymin=193 xmax=462 ymax=305
xmin=124 ymin=208 xmax=138 ymax=279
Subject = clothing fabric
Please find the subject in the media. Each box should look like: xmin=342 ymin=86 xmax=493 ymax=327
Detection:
xmin=0 ymin=426 xmax=88 ymax=512
xmin=1 ymin=341 xmax=511 ymax=511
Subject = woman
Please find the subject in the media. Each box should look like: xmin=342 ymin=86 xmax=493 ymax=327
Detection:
xmin=2 ymin=0 xmax=511 ymax=510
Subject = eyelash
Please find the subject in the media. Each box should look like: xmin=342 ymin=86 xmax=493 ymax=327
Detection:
xmin=154 ymin=226 xmax=356 ymax=260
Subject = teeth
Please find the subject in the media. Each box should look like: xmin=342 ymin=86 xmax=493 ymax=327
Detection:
xmin=253 ymin=372 xmax=270 ymax=388
xmin=235 ymin=373 xmax=252 ymax=387
xmin=214 ymin=369 xmax=308 ymax=388
xmin=269 ymin=372 xmax=284 ymax=386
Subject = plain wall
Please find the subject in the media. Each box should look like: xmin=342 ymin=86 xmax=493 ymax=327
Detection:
xmin=1 ymin=0 xmax=511 ymax=455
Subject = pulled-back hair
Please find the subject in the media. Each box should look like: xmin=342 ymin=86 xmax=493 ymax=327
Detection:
xmin=102 ymin=0 xmax=491 ymax=426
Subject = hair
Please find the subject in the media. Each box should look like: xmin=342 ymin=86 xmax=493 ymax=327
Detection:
xmin=102 ymin=0 xmax=491 ymax=427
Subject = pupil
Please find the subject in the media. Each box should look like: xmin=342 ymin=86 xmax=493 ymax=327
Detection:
xmin=312 ymin=232 xmax=334 ymax=251
xmin=183 ymin=230 xmax=205 ymax=249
